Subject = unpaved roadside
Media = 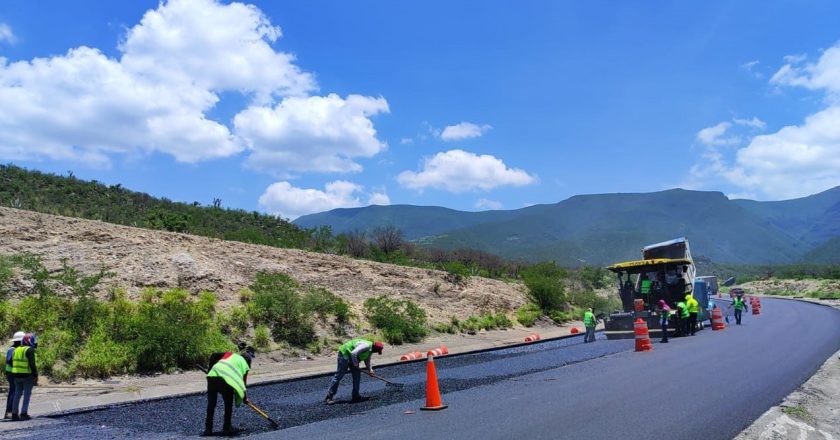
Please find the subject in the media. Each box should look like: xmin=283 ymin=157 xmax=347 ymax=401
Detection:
xmin=736 ymin=297 xmax=840 ymax=440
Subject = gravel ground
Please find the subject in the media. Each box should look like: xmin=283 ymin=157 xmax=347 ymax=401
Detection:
xmin=3 ymin=333 xmax=629 ymax=439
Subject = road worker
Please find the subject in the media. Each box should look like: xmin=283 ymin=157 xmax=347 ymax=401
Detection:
xmin=4 ymin=331 xmax=24 ymax=420
xmin=324 ymin=338 xmax=384 ymax=404
xmin=675 ymin=301 xmax=688 ymax=336
xmin=203 ymin=346 xmax=254 ymax=436
xmin=583 ymin=308 xmax=597 ymax=343
xmin=685 ymin=294 xmax=699 ymax=336
xmin=10 ymin=333 xmax=37 ymax=421
xmin=657 ymin=300 xmax=671 ymax=343
xmin=729 ymin=293 xmax=749 ymax=325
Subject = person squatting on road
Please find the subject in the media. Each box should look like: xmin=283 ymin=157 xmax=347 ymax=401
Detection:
xmin=203 ymin=347 xmax=254 ymax=436
xmin=583 ymin=308 xmax=597 ymax=343
xmin=4 ymin=331 xmax=24 ymax=419
xmin=10 ymin=333 xmax=37 ymax=421
xmin=324 ymin=338 xmax=384 ymax=404
xmin=685 ymin=294 xmax=699 ymax=336
xmin=657 ymin=300 xmax=671 ymax=343
xmin=729 ymin=294 xmax=749 ymax=325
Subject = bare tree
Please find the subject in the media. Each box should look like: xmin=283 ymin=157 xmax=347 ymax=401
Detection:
xmin=371 ymin=225 xmax=403 ymax=254
xmin=344 ymin=230 xmax=369 ymax=258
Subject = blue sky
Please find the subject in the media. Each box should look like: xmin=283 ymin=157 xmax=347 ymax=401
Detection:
xmin=2 ymin=0 xmax=840 ymax=219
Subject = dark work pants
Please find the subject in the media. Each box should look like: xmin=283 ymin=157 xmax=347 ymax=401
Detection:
xmin=206 ymin=377 xmax=234 ymax=432
xmin=673 ymin=315 xmax=683 ymax=336
xmin=660 ymin=320 xmax=669 ymax=342
xmin=689 ymin=312 xmax=698 ymax=335
xmin=5 ymin=372 xmax=15 ymax=415
xmin=327 ymin=353 xmax=361 ymax=399
xmin=734 ymin=309 xmax=742 ymax=325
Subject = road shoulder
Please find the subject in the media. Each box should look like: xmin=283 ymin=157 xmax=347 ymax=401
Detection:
xmin=736 ymin=297 xmax=840 ymax=440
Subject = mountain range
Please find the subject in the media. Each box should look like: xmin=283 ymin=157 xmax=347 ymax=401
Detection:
xmin=295 ymin=187 xmax=840 ymax=265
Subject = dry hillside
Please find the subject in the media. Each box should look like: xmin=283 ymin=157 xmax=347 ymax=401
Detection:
xmin=0 ymin=207 xmax=527 ymax=322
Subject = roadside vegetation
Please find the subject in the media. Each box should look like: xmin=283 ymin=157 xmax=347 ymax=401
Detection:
xmin=0 ymin=255 xmax=352 ymax=380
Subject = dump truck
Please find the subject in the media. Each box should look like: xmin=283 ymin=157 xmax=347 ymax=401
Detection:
xmin=604 ymin=237 xmax=701 ymax=340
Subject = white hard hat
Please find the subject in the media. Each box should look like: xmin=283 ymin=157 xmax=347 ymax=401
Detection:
xmin=11 ymin=331 xmax=25 ymax=342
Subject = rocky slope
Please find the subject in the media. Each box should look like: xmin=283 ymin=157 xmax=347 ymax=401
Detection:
xmin=0 ymin=207 xmax=526 ymax=322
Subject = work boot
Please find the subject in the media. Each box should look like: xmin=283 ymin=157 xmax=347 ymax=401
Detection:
xmin=200 ymin=430 xmax=214 ymax=437
xmin=221 ymin=427 xmax=242 ymax=436
xmin=4 ymin=411 xmax=11 ymax=419
xmin=19 ymin=414 xmax=31 ymax=421
xmin=11 ymin=414 xmax=19 ymax=421
xmin=323 ymin=394 xmax=335 ymax=405
xmin=350 ymin=395 xmax=369 ymax=403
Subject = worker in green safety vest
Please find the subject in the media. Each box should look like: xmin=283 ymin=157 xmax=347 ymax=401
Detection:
xmin=728 ymin=294 xmax=749 ymax=325
xmin=10 ymin=333 xmax=37 ymax=421
xmin=4 ymin=331 xmax=24 ymax=420
xmin=202 ymin=347 xmax=254 ymax=437
xmin=324 ymin=338 xmax=384 ymax=405
xmin=583 ymin=308 xmax=597 ymax=343
xmin=675 ymin=301 xmax=689 ymax=337
xmin=685 ymin=294 xmax=700 ymax=336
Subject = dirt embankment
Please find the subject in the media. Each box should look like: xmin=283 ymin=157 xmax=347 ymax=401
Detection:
xmin=0 ymin=207 xmax=527 ymax=322
xmin=740 ymin=279 xmax=840 ymax=296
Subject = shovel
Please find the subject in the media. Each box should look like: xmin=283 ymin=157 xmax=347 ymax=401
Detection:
xmin=196 ymin=363 xmax=281 ymax=429
xmin=365 ymin=371 xmax=405 ymax=389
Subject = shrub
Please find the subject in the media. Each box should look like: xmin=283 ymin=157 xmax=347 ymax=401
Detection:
xmin=567 ymin=290 xmax=616 ymax=315
xmin=132 ymin=289 xmax=232 ymax=372
xmin=516 ymin=303 xmax=542 ymax=327
xmin=522 ymin=262 xmax=567 ymax=312
xmin=302 ymin=287 xmax=351 ymax=324
xmin=248 ymin=272 xmax=315 ymax=346
xmin=253 ymin=325 xmax=271 ymax=351
xmin=72 ymin=329 xmax=136 ymax=378
xmin=364 ymin=296 xmax=428 ymax=344
xmin=0 ymin=256 xmax=13 ymax=297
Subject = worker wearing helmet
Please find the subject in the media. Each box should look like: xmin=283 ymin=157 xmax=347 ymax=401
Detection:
xmin=4 ymin=331 xmax=24 ymax=419
xmin=10 ymin=333 xmax=37 ymax=421
xmin=324 ymin=339 xmax=384 ymax=404
xmin=685 ymin=294 xmax=700 ymax=336
xmin=202 ymin=346 xmax=254 ymax=436
xmin=675 ymin=301 xmax=688 ymax=337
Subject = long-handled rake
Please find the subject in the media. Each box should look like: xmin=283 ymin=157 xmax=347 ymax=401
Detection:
xmin=365 ymin=371 xmax=405 ymax=389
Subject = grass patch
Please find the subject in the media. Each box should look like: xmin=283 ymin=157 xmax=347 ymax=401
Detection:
xmin=781 ymin=405 xmax=812 ymax=421
xmin=517 ymin=303 xmax=542 ymax=327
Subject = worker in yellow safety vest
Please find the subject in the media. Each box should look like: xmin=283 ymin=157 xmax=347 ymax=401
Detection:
xmin=4 ymin=331 xmax=24 ymax=420
xmin=685 ymin=294 xmax=700 ymax=336
xmin=583 ymin=308 xmax=597 ymax=343
xmin=675 ymin=301 xmax=689 ymax=337
xmin=10 ymin=333 xmax=37 ymax=421
xmin=203 ymin=347 xmax=254 ymax=436
xmin=324 ymin=338 xmax=384 ymax=405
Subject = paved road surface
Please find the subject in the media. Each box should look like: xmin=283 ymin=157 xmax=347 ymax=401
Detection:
xmin=5 ymin=298 xmax=839 ymax=439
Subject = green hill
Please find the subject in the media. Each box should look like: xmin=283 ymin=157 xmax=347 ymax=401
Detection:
xmin=0 ymin=164 xmax=310 ymax=248
xmin=295 ymin=187 xmax=840 ymax=265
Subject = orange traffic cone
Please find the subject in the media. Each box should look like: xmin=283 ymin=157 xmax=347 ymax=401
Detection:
xmin=634 ymin=319 xmax=653 ymax=352
xmin=570 ymin=327 xmax=580 ymax=334
xmin=711 ymin=306 xmax=726 ymax=330
xmin=524 ymin=333 xmax=541 ymax=342
xmin=420 ymin=355 xmax=447 ymax=411
xmin=400 ymin=351 xmax=425 ymax=362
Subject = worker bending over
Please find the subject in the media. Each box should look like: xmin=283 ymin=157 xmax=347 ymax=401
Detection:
xmin=324 ymin=338 xmax=384 ymax=404
xmin=203 ymin=347 xmax=254 ymax=436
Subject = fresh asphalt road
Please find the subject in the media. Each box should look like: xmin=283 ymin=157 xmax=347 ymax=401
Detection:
xmin=6 ymin=298 xmax=840 ymax=439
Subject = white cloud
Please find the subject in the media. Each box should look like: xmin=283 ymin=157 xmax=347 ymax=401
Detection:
xmin=440 ymin=122 xmax=491 ymax=141
xmin=259 ymin=180 xmax=388 ymax=220
xmin=783 ymin=54 xmax=807 ymax=64
xmin=0 ymin=0 xmax=388 ymax=176
xmin=0 ymin=23 xmax=15 ymax=44
xmin=397 ymin=149 xmax=536 ymax=192
xmin=475 ymin=198 xmax=503 ymax=210
xmin=368 ymin=192 xmax=391 ymax=205
xmin=696 ymin=122 xmax=738 ymax=146
xmin=740 ymin=60 xmax=759 ymax=71
xmin=688 ymin=42 xmax=840 ymax=199
xmin=733 ymin=117 xmax=766 ymax=129
xmin=399 ymin=138 xmax=414 ymax=145
xmin=235 ymin=93 xmax=389 ymax=175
